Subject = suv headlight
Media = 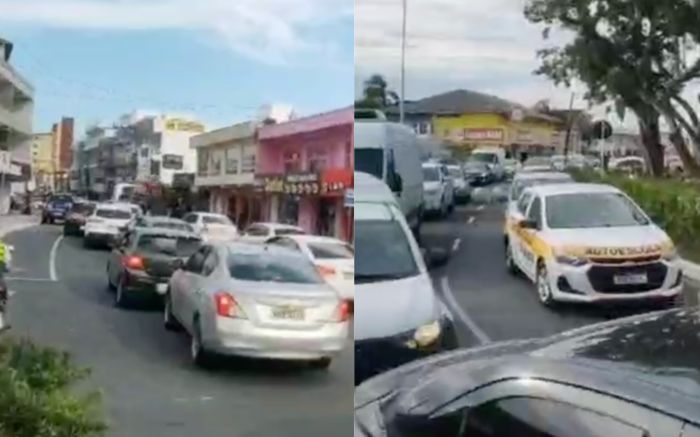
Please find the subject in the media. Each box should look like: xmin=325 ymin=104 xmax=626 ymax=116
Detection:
xmin=555 ymin=255 xmax=588 ymax=266
xmin=662 ymin=246 xmax=679 ymax=261
xmin=406 ymin=320 xmax=441 ymax=349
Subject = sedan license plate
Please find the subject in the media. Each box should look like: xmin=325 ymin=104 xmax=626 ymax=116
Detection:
xmin=271 ymin=305 xmax=305 ymax=321
xmin=613 ymin=273 xmax=648 ymax=285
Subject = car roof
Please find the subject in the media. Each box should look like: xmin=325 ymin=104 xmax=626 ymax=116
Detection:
xmin=421 ymin=162 xmax=441 ymax=168
xmin=141 ymin=216 xmax=186 ymax=223
xmin=218 ymin=241 xmax=301 ymax=257
xmin=355 ymin=172 xmax=397 ymax=206
xmin=133 ymin=227 xmax=200 ymax=239
xmin=357 ymin=308 xmax=700 ymax=425
xmin=513 ymin=171 xmax=571 ymax=181
xmin=275 ymin=234 xmax=348 ymax=245
xmin=250 ymin=222 xmax=303 ymax=230
xmin=527 ymin=182 xmax=620 ymax=197
xmin=95 ymin=203 xmax=132 ymax=212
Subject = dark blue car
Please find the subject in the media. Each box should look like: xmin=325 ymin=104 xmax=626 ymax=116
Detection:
xmin=41 ymin=194 xmax=73 ymax=224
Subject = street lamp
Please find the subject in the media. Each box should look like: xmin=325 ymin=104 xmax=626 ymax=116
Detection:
xmin=399 ymin=0 xmax=407 ymax=124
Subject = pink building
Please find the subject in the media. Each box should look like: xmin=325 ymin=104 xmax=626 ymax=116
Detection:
xmin=257 ymin=107 xmax=353 ymax=240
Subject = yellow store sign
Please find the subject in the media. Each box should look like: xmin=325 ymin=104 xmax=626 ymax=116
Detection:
xmin=164 ymin=118 xmax=205 ymax=133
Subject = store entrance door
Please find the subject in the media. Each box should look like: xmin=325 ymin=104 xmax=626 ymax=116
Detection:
xmin=318 ymin=198 xmax=336 ymax=237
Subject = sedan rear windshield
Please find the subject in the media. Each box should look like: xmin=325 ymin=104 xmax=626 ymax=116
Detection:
xmin=546 ymin=193 xmax=650 ymax=229
xmin=355 ymin=148 xmax=384 ymax=180
xmin=276 ymin=228 xmax=305 ymax=236
xmin=448 ymin=167 xmax=463 ymax=178
xmin=308 ymin=242 xmax=354 ymax=260
xmin=422 ymin=167 xmax=440 ymax=181
xmin=511 ymin=177 xmax=572 ymax=201
xmin=71 ymin=203 xmax=94 ymax=214
xmin=203 ymin=216 xmax=231 ymax=225
xmin=137 ymin=235 xmax=201 ymax=257
xmin=151 ymin=221 xmax=193 ymax=232
xmin=96 ymin=209 xmax=131 ymax=219
xmin=227 ymin=252 xmax=321 ymax=284
xmin=471 ymin=153 xmax=497 ymax=164
xmin=355 ymin=219 xmax=418 ymax=284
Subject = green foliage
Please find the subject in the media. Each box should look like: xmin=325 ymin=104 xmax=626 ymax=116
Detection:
xmin=571 ymin=169 xmax=700 ymax=259
xmin=0 ymin=339 xmax=106 ymax=437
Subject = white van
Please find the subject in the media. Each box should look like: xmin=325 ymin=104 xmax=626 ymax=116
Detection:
xmin=354 ymin=121 xmax=424 ymax=236
xmin=470 ymin=147 xmax=507 ymax=181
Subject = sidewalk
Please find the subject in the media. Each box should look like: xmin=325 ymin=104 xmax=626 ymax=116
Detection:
xmin=0 ymin=214 xmax=40 ymax=238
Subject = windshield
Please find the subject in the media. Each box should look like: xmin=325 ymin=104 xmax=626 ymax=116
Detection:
xmin=308 ymin=242 xmax=354 ymax=260
xmin=448 ymin=167 xmax=463 ymax=178
xmin=511 ymin=177 xmax=572 ymax=201
xmin=546 ymin=193 xmax=650 ymax=229
xmin=227 ymin=251 xmax=321 ymax=284
xmin=203 ymin=215 xmax=232 ymax=225
xmin=151 ymin=221 xmax=193 ymax=232
xmin=96 ymin=209 xmax=131 ymax=220
xmin=71 ymin=203 xmax=94 ymax=214
xmin=422 ymin=167 xmax=440 ymax=181
xmin=137 ymin=235 xmax=201 ymax=257
xmin=355 ymin=219 xmax=418 ymax=283
xmin=471 ymin=153 xmax=497 ymax=164
xmin=49 ymin=195 xmax=72 ymax=205
xmin=464 ymin=162 xmax=488 ymax=172
xmin=276 ymin=228 xmax=305 ymax=236
xmin=355 ymin=148 xmax=384 ymax=179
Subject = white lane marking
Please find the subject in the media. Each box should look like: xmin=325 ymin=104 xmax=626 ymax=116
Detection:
xmin=452 ymin=238 xmax=461 ymax=252
xmin=476 ymin=205 xmax=485 ymax=211
xmin=49 ymin=235 xmax=64 ymax=282
xmin=467 ymin=216 xmax=475 ymax=225
xmin=5 ymin=277 xmax=55 ymax=282
xmin=440 ymin=276 xmax=491 ymax=345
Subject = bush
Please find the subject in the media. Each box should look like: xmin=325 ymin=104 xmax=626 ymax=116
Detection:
xmin=571 ymin=169 xmax=700 ymax=261
xmin=0 ymin=339 xmax=106 ymax=437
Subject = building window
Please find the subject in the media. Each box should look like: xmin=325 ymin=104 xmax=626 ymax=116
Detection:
xmin=308 ymin=149 xmax=328 ymax=173
xmin=283 ymin=150 xmax=301 ymax=173
xmin=345 ymin=141 xmax=352 ymax=168
xmin=211 ymin=150 xmax=222 ymax=176
xmin=197 ymin=150 xmax=208 ymax=176
xmin=241 ymin=154 xmax=256 ymax=173
xmin=226 ymin=148 xmax=239 ymax=175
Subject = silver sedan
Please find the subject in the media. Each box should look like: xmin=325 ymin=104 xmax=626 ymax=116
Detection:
xmin=164 ymin=242 xmax=350 ymax=368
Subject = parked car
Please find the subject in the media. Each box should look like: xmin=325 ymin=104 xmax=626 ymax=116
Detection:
xmin=63 ymin=201 xmax=96 ymax=236
xmin=83 ymin=203 xmax=136 ymax=248
xmin=446 ymin=164 xmax=472 ymax=204
xmin=355 ymin=120 xmax=425 ymax=237
xmin=355 ymin=172 xmax=457 ymax=384
xmin=164 ymin=242 xmax=350 ymax=368
xmin=520 ymin=155 xmax=555 ymax=173
xmin=504 ymin=183 xmax=682 ymax=307
xmin=266 ymin=235 xmax=354 ymax=302
xmin=463 ymin=161 xmax=493 ymax=186
xmin=239 ymin=222 xmax=306 ymax=244
xmin=422 ymin=162 xmax=454 ymax=217
xmin=183 ymin=212 xmax=239 ymax=243
xmin=506 ymin=171 xmax=573 ymax=222
xmin=470 ymin=147 xmax=506 ymax=180
xmin=41 ymin=194 xmax=74 ymax=224
xmin=355 ymin=307 xmax=700 ymax=436
xmin=107 ymin=228 xmax=202 ymax=308
xmin=134 ymin=216 xmax=194 ymax=233
xmin=610 ymin=156 xmax=647 ymax=175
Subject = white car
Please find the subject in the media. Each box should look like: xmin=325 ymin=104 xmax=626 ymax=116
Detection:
xmin=183 ymin=212 xmax=239 ymax=243
xmin=505 ymin=183 xmax=682 ymax=307
xmin=422 ymin=162 xmax=454 ymax=217
xmin=84 ymin=203 xmax=136 ymax=248
xmin=506 ymin=171 xmax=573 ymax=226
xmin=239 ymin=222 xmax=306 ymax=244
xmin=266 ymin=235 xmax=354 ymax=301
xmin=446 ymin=164 xmax=472 ymax=204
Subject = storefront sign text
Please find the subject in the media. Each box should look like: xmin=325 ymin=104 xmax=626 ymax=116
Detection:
xmin=463 ymin=129 xmax=504 ymax=141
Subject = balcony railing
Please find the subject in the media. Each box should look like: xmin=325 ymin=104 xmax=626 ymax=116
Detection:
xmin=0 ymin=60 xmax=35 ymax=98
xmin=0 ymin=105 xmax=31 ymax=135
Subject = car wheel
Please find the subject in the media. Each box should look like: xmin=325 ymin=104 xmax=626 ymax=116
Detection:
xmin=191 ymin=317 xmax=213 ymax=368
xmin=309 ymin=357 xmax=332 ymax=370
xmin=505 ymin=240 xmax=519 ymax=275
xmin=114 ymin=278 xmax=130 ymax=308
xmin=163 ymin=293 xmax=182 ymax=331
xmin=536 ymin=262 xmax=556 ymax=308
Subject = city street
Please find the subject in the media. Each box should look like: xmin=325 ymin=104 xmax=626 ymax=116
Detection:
xmin=3 ymin=225 xmax=353 ymax=437
xmin=425 ymin=184 xmax=700 ymax=347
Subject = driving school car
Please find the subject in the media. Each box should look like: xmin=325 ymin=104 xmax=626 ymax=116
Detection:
xmin=505 ymin=183 xmax=682 ymax=306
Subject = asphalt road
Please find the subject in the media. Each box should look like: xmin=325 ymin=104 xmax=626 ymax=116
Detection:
xmin=4 ymin=225 xmax=353 ymax=437
xmin=424 ymin=183 xmax=700 ymax=347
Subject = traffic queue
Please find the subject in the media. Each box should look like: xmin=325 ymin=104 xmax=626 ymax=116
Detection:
xmin=37 ymin=193 xmax=354 ymax=370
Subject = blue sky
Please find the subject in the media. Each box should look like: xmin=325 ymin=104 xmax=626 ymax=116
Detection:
xmin=0 ymin=0 xmax=353 ymax=134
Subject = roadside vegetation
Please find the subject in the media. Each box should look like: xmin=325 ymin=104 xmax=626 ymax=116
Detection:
xmin=0 ymin=338 xmax=106 ymax=437
xmin=572 ymin=169 xmax=700 ymax=262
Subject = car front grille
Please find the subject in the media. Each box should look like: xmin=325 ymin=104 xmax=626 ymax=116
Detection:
xmin=587 ymin=262 xmax=667 ymax=293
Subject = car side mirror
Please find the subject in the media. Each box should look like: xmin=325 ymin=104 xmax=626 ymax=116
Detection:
xmin=423 ymin=247 xmax=450 ymax=270
xmin=519 ymin=219 xmax=539 ymax=230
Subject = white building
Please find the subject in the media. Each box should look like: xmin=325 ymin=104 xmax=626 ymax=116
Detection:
xmin=0 ymin=38 xmax=33 ymax=213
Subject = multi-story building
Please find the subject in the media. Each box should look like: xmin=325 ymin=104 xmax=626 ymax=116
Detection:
xmin=31 ymin=132 xmax=54 ymax=192
xmin=51 ymin=117 xmax=74 ymax=192
xmin=0 ymin=37 xmax=34 ymax=213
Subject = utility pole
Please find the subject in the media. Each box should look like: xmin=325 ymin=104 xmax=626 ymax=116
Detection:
xmin=563 ymin=92 xmax=575 ymax=166
xmin=399 ymin=0 xmax=407 ymax=124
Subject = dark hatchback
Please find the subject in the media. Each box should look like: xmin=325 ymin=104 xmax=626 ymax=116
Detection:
xmin=355 ymin=307 xmax=700 ymax=437
xmin=41 ymin=194 xmax=73 ymax=224
xmin=106 ymin=228 xmax=202 ymax=308
xmin=63 ymin=202 xmax=95 ymax=236
xmin=463 ymin=162 xmax=493 ymax=186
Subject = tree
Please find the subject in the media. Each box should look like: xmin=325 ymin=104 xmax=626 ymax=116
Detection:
xmin=525 ymin=0 xmax=700 ymax=176
xmin=355 ymin=74 xmax=399 ymax=109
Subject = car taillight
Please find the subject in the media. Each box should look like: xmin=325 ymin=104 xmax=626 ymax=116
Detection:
xmin=214 ymin=292 xmax=247 ymax=319
xmin=317 ymin=265 xmax=336 ymax=278
xmin=333 ymin=299 xmax=351 ymax=322
xmin=122 ymin=255 xmax=144 ymax=270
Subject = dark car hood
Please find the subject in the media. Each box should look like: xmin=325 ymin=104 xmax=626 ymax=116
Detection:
xmin=355 ymin=307 xmax=700 ymax=435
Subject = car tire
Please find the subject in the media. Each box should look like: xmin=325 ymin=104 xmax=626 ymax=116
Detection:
xmin=191 ymin=317 xmax=214 ymax=368
xmin=163 ymin=293 xmax=182 ymax=331
xmin=309 ymin=357 xmax=332 ymax=370
xmin=505 ymin=239 xmax=519 ymax=275
xmin=536 ymin=262 xmax=556 ymax=308
xmin=114 ymin=277 xmax=130 ymax=309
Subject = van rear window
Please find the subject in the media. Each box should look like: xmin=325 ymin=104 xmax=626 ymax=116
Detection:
xmin=355 ymin=149 xmax=383 ymax=179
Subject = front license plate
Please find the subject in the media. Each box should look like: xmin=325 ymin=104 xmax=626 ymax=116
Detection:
xmin=613 ymin=273 xmax=648 ymax=285
xmin=155 ymin=283 xmax=168 ymax=295
xmin=271 ymin=306 xmax=305 ymax=320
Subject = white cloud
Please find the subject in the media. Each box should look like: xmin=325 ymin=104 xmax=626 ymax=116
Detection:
xmin=0 ymin=0 xmax=351 ymax=64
